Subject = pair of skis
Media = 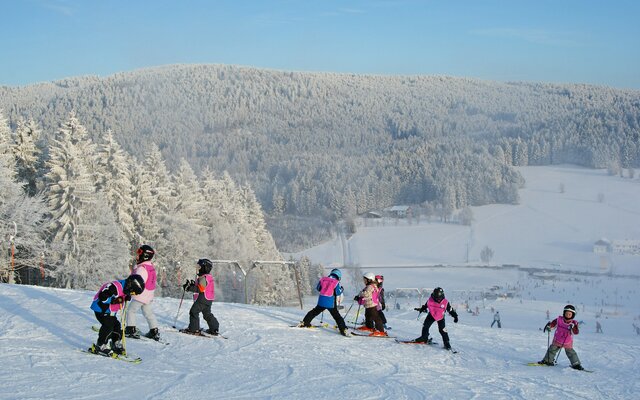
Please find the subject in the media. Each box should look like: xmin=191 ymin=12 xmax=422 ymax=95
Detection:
xmin=91 ymin=325 xmax=169 ymax=345
xmin=80 ymin=345 xmax=142 ymax=364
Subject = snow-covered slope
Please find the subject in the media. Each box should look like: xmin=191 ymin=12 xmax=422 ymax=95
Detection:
xmin=1 ymin=280 xmax=639 ymax=400
xmin=298 ymin=165 xmax=640 ymax=275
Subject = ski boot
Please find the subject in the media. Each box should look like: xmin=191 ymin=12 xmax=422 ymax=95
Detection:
xmin=111 ymin=340 xmax=125 ymax=355
xmin=444 ymin=343 xmax=452 ymax=350
xmin=145 ymin=328 xmax=161 ymax=341
xmin=205 ymin=329 xmax=219 ymax=336
xmin=339 ymin=328 xmax=349 ymax=337
xmin=125 ymin=326 xmax=141 ymax=339
xmin=571 ymin=364 xmax=584 ymax=370
xmin=91 ymin=343 xmax=113 ymax=357
xmin=413 ymin=336 xmax=429 ymax=343
xmin=369 ymin=331 xmax=389 ymax=337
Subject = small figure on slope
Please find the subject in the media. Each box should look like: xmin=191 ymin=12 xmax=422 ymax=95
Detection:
xmin=125 ymin=244 xmax=161 ymax=341
xmin=90 ymin=274 xmax=145 ymax=356
xmin=538 ymin=305 xmax=584 ymax=370
xmin=491 ymin=311 xmax=501 ymax=328
xmin=413 ymin=287 xmax=458 ymax=350
xmin=375 ymin=275 xmax=389 ymax=330
xmin=299 ymin=268 xmax=348 ymax=336
xmin=354 ymin=272 xmax=387 ymax=336
xmin=182 ymin=259 xmax=220 ymax=335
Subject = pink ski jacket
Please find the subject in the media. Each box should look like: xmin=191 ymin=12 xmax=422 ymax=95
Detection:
xmin=131 ymin=261 xmax=157 ymax=304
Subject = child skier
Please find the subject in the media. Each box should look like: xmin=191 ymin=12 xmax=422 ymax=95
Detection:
xmin=375 ymin=275 xmax=388 ymax=329
xmin=491 ymin=311 xmax=501 ymax=328
xmin=299 ymin=268 xmax=348 ymax=336
xmin=125 ymin=245 xmax=161 ymax=341
xmin=413 ymin=287 xmax=458 ymax=350
xmin=538 ymin=305 xmax=584 ymax=370
xmin=90 ymin=274 xmax=145 ymax=356
xmin=181 ymin=259 xmax=220 ymax=335
xmin=354 ymin=272 xmax=386 ymax=336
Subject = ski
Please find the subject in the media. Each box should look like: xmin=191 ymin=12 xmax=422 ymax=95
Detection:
xmin=395 ymin=339 xmax=439 ymax=345
xmin=526 ymin=362 xmax=592 ymax=372
xmin=172 ymin=327 xmax=228 ymax=339
xmin=291 ymin=323 xmax=350 ymax=336
xmin=350 ymin=331 xmax=395 ymax=338
xmin=80 ymin=347 xmax=142 ymax=364
xmin=91 ymin=325 xmax=170 ymax=345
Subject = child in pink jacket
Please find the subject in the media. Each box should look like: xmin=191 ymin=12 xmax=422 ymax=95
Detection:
xmin=539 ymin=304 xmax=584 ymax=370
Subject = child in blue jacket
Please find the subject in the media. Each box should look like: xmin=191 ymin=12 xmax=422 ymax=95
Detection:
xmin=299 ymin=268 xmax=348 ymax=336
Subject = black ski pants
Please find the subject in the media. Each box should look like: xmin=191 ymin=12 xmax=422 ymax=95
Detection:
xmin=188 ymin=298 xmax=219 ymax=332
xmin=364 ymin=307 xmax=385 ymax=332
xmin=302 ymin=305 xmax=347 ymax=332
xmin=94 ymin=312 xmax=122 ymax=346
xmin=422 ymin=314 xmax=450 ymax=346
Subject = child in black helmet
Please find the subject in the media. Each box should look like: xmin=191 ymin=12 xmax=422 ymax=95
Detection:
xmin=181 ymin=259 xmax=220 ymax=335
xmin=125 ymin=244 xmax=160 ymax=341
xmin=89 ymin=274 xmax=145 ymax=356
xmin=413 ymin=287 xmax=458 ymax=350
xmin=538 ymin=305 xmax=584 ymax=370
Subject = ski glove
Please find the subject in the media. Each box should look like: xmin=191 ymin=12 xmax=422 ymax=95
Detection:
xmin=112 ymin=296 xmax=125 ymax=304
xmin=354 ymin=296 xmax=360 ymax=301
xmin=414 ymin=306 xmax=426 ymax=313
xmin=183 ymin=280 xmax=195 ymax=291
xmin=453 ymin=316 xmax=458 ymax=323
xmin=543 ymin=322 xmax=551 ymax=332
xmin=125 ymin=294 xmax=131 ymax=302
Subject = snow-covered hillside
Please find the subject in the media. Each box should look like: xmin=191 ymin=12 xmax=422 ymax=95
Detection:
xmin=298 ymin=165 xmax=640 ymax=275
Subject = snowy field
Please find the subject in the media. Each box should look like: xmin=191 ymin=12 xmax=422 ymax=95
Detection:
xmin=2 ymin=165 xmax=640 ymax=399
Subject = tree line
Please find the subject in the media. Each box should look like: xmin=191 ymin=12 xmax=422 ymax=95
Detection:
xmin=1 ymin=64 xmax=638 ymax=251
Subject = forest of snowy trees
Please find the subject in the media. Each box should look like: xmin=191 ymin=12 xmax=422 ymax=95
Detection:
xmin=1 ymin=64 xmax=639 ymax=251
xmin=0 ymin=110 xmax=319 ymax=305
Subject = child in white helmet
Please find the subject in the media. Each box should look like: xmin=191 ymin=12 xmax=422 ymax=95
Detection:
xmin=538 ymin=304 xmax=584 ymax=370
xmin=354 ymin=272 xmax=386 ymax=336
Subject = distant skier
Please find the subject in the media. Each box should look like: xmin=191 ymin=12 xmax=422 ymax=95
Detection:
xmin=491 ymin=311 xmax=501 ymax=328
xmin=375 ymin=275 xmax=388 ymax=330
xmin=354 ymin=272 xmax=386 ymax=336
xmin=298 ymin=268 xmax=348 ymax=336
xmin=181 ymin=259 xmax=220 ymax=335
xmin=413 ymin=287 xmax=458 ymax=350
xmin=90 ymin=274 xmax=145 ymax=356
xmin=538 ymin=305 xmax=585 ymax=370
xmin=596 ymin=320 xmax=603 ymax=333
xmin=125 ymin=245 xmax=161 ymax=341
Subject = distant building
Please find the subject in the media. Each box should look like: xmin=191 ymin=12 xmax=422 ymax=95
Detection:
xmin=611 ymin=239 xmax=640 ymax=255
xmin=593 ymin=239 xmax=611 ymax=254
xmin=362 ymin=211 xmax=382 ymax=219
xmin=384 ymin=205 xmax=412 ymax=218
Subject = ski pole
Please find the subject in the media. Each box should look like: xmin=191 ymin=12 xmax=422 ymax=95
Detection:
xmin=121 ymin=301 xmax=128 ymax=356
xmin=321 ymin=310 xmax=325 ymax=324
xmin=353 ymin=304 xmax=362 ymax=330
xmin=342 ymin=301 xmax=355 ymax=321
xmin=172 ymin=287 xmax=187 ymax=328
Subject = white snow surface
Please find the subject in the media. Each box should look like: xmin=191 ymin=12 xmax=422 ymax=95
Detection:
xmin=2 ymin=165 xmax=640 ymax=399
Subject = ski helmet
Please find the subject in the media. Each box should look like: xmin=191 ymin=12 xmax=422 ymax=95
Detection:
xmin=432 ymin=287 xmax=445 ymax=301
xmin=197 ymin=259 xmax=213 ymax=275
xmin=563 ymin=304 xmax=576 ymax=318
xmin=124 ymin=274 xmax=145 ymax=295
xmin=363 ymin=272 xmax=376 ymax=282
xmin=329 ymin=268 xmax=342 ymax=280
xmin=136 ymin=244 xmax=155 ymax=262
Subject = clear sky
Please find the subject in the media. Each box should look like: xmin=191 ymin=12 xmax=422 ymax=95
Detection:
xmin=2 ymin=0 xmax=639 ymax=89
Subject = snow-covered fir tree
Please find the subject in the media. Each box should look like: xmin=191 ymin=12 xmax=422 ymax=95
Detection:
xmin=45 ymin=116 xmax=128 ymax=289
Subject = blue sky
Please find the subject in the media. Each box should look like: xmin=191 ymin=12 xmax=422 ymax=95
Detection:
xmin=2 ymin=0 xmax=639 ymax=89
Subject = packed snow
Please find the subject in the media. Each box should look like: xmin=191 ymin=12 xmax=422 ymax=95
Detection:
xmin=2 ymin=165 xmax=640 ymax=399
